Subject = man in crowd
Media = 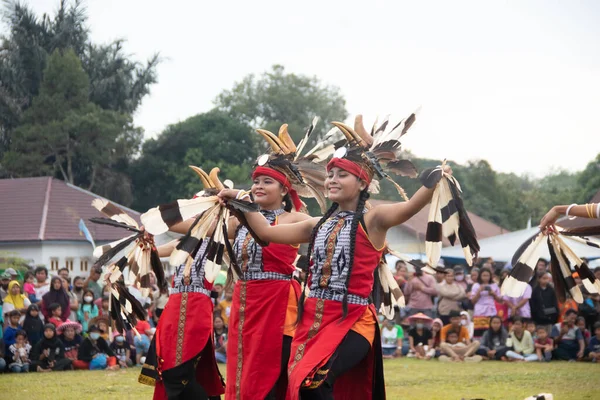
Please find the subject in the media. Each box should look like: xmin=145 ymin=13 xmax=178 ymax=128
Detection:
xmin=84 ymin=268 xmax=103 ymax=300
xmin=552 ymin=309 xmax=585 ymax=361
xmin=439 ymin=311 xmax=481 ymax=362
xmin=404 ymin=264 xmax=438 ymax=318
xmin=0 ymin=272 xmax=11 ymax=300
xmin=58 ymin=267 xmax=70 ymax=281
xmin=34 ymin=266 xmax=50 ymax=300
xmin=530 ymin=272 xmax=559 ymax=333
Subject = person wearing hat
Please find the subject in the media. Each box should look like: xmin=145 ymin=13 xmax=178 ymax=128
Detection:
xmin=74 ymin=324 xmax=118 ymax=370
xmin=57 ymin=320 xmax=83 ymax=362
xmin=1 ymin=272 xmax=13 ymax=301
xmin=2 ymin=281 xmax=31 ymax=317
xmin=407 ymin=313 xmax=435 ymax=360
xmin=29 ymin=323 xmax=72 ymax=371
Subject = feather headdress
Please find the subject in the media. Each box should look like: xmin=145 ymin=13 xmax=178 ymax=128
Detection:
xmin=501 ymin=226 xmax=600 ymax=302
xmin=326 ymin=111 xmax=419 ymax=200
xmin=254 ymin=118 xmax=328 ymax=212
xmin=419 ymin=161 xmax=480 ymax=268
xmin=141 ymin=166 xmax=257 ymax=284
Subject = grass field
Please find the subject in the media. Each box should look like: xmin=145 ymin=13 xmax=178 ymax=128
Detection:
xmin=1 ymin=359 xmax=599 ymax=399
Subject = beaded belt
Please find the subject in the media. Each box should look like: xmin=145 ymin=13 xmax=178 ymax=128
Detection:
xmin=171 ymin=285 xmax=211 ymax=297
xmin=308 ymin=288 xmax=369 ymax=306
xmin=241 ymin=271 xmax=293 ymax=282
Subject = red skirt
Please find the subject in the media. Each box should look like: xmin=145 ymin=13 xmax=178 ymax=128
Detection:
xmin=226 ymin=279 xmax=300 ymax=400
xmin=287 ymin=298 xmax=384 ymax=400
xmin=152 ymin=292 xmax=224 ymax=398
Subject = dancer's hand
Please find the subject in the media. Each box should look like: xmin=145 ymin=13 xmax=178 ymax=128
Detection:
xmin=539 ymin=207 xmax=560 ymax=234
xmin=217 ymin=189 xmax=241 ymax=206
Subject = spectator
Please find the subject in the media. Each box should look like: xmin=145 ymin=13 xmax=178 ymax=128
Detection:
xmin=526 ymin=320 xmax=537 ymax=340
xmin=41 ymin=277 xmax=70 ymax=322
xmin=3 ymin=281 xmax=31 ymax=318
xmin=47 ymin=303 xmax=64 ymax=327
xmin=460 ymin=311 xmax=474 ymax=339
xmin=8 ymin=330 xmax=31 ymax=373
xmin=72 ymin=277 xmax=85 ymax=303
xmin=403 ymin=264 xmax=438 ymax=318
xmin=0 ymin=272 xmax=11 ymax=301
xmin=394 ymin=260 xmax=409 ymax=291
xmin=439 ymin=330 xmax=482 ymax=362
xmin=34 ymin=266 xmax=51 ymax=300
xmin=134 ymin=319 xmax=152 ymax=365
xmin=4 ymin=310 xmax=22 ymax=352
xmin=504 ymin=282 xmax=532 ymax=320
xmin=212 ymin=283 xmax=224 ymax=306
xmin=23 ymin=305 xmax=44 ymax=347
xmin=111 ymin=333 xmax=133 ymax=368
xmin=214 ymin=315 xmax=228 ymax=364
xmin=57 ymin=320 xmax=83 ymax=363
xmin=4 ymin=268 xmax=18 ymax=281
xmin=453 ymin=266 xmax=468 ymax=291
xmin=0 ymin=337 xmax=6 ymax=372
xmin=469 ymin=267 xmax=500 ymax=337
xmin=152 ymin=285 xmax=169 ymax=323
xmin=530 ymin=272 xmax=559 ymax=332
xmin=585 ymin=322 xmax=600 ymax=362
xmin=74 ymin=325 xmax=118 ymax=370
xmin=558 ymin=298 xmax=578 ymax=324
xmin=535 ymin=259 xmax=548 ymax=278
xmin=552 ymin=309 xmax=585 ymax=361
xmin=534 ymin=326 xmax=553 ymax=362
xmin=23 ymin=272 xmax=38 ymax=303
xmin=57 ymin=268 xmax=69 ymax=281
xmin=77 ymin=290 xmax=99 ymax=333
xmin=30 ymin=323 xmax=72 ymax=372
xmin=477 ymin=315 xmax=509 ymax=360
xmin=84 ymin=268 xmax=103 ymax=300
xmin=505 ymin=317 xmax=536 ymax=361
xmin=89 ymin=316 xmax=111 ymax=341
xmin=381 ymin=318 xmax=404 ymax=359
xmin=217 ymin=287 xmax=234 ymax=325
xmin=436 ymin=268 xmax=466 ymax=325
xmin=431 ymin=318 xmax=443 ymax=355
xmin=441 ymin=310 xmax=474 ymax=345
xmin=466 ymin=267 xmax=479 ymax=290
xmin=407 ymin=314 xmax=434 ymax=360
xmin=62 ymin=278 xmax=79 ymax=322
xmin=576 ymin=316 xmax=591 ymax=345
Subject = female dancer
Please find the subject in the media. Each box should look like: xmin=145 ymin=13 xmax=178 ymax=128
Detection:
xmin=540 ymin=202 xmax=600 ymax=230
xmin=219 ymin=119 xmax=454 ymax=399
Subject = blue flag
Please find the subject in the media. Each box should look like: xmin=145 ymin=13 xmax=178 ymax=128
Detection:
xmin=79 ymin=219 xmax=96 ymax=249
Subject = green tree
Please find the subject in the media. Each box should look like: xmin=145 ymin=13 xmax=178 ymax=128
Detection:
xmin=577 ymin=153 xmax=600 ymax=203
xmin=214 ymin=65 xmax=347 ymax=147
xmin=130 ymin=110 xmax=255 ymax=211
xmin=3 ymin=49 xmax=140 ymax=201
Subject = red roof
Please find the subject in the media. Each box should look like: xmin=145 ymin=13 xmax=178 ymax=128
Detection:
xmin=369 ymin=199 xmax=509 ymax=245
xmin=0 ymin=177 xmax=140 ymax=242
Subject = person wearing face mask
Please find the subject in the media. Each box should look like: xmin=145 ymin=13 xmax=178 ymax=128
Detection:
xmin=111 ymin=333 xmax=133 ymax=368
xmin=453 ymin=266 xmax=468 ymax=291
xmin=74 ymin=324 xmax=118 ymax=370
xmin=407 ymin=314 xmax=434 ymax=360
xmin=77 ymin=290 xmax=99 ymax=333
xmin=72 ymin=277 xmax=85 ymax=303
xmin=436 ymin=268 xmax=466 ymax=325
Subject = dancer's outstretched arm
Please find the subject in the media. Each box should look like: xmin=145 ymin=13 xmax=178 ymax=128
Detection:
xmin=540 ymin=202 xmax=599 ymax=230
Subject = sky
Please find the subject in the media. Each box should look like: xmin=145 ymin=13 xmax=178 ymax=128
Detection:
xmin=12 ymin=0 xmax=600 ymax=177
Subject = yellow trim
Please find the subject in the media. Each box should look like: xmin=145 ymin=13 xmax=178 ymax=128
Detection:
xmin=138 ymin=374 xmax=156 ymax=387
xmin=359 ymin=223 xmax=385 ymax=252
xmin=141 ymin=363 xmax=155 ymax=370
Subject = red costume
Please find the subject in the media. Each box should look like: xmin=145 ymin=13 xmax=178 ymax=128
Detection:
xmin=226 ymin=208 xmax=301 ymax=400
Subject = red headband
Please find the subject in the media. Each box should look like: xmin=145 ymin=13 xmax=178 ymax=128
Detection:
xmin=252 ymin=166 xmax=303 ymax=211
xmin=326 ymin=158 xmax=372 ymax=184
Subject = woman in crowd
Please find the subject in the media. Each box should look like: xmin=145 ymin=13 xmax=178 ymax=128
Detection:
xmin=41 ymin=277 xmax=70 ymax=322
xmin=431 ymin=318 xmax=443 ymax=357
xmin=74 ymin=325 xmax=119 ymax=370
xmin=22 ymin=304 xmax=44 ymax=346
xmin=213 ymin=315 xmax=228 ymax=364
xmin=77 ymin=289 xmax=99 ymax=333
xmin=408 ymin=314 xmax=434 ymax=360
xmin=2 ymin=281 xmax=31 ymax=317
xmin=62 ymin=277 xmax=79 ymax=322
xmin=505 ymin=317 xmax=536 ymax=361
xmin=30 ymin=323 xmax=72 ymax=372
xmin=57 ymin=320 xmax=83 ymax=363
xmin=436 ymin=268 xmax=466 ymax=325
xmin=469 ymin=267 xmax=501 ymax=337
xmin=381 ymin=318 xmax=403 ymax=359
xmin=477 ymin=315 xmax=509 ymax=360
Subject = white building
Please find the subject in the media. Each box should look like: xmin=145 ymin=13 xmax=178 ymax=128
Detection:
xmin=0 ymin=177 xmax=175 ymax=278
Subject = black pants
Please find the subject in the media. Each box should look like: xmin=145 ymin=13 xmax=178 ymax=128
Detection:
xmin=299 ymin=331 xmax=371 ymax=400
xmin=266 ymin=335 xmax=293 ymax=400
xmin=30 ymin=358 xmax=72 ymax=371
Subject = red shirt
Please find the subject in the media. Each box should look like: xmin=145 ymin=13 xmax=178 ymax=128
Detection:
xmin=135 ymin=320 xmax=151 ymax=334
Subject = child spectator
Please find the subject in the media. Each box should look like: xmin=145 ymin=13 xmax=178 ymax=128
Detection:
xmin=30 ymin=324 xmax=72 ymax=372
xmin=22 ymin=304 xmax=44 ymax=347
xmin=8 ymin=330 xmax=31 ymax=372
xmin=47 ymin=303 xmax=64 ymax=328
xmin=576 ymin=316 xmax=591 ymax=345
xmin=110 ymin=333 xmax=133 ymax=368
xmin=89 ymin=316 xmax=110 ymax=341
xmin=212 ymin=283 xmax=224 ymax=306
xmin=552 ymin=309 xmax=585 ymax=361
xmin=431 ymin=318 xmax=443 ymax=356
xmin=214 ymin=315 xmax=228 ymax=364
xmin=534 ymin=326 xmax=553 ymax=362
xmin=381 ymin=318 xmax=404 ymax=359
xmin=469 ymin=267 xmax=501 ymax=337
xmin=477 ymin=315 xmax=509 ymax=360
xmin=408 ymin=318 xmax=433 ymax=360
xmin=439 ymin=330 xmax=482 ymax=362
xmin=134 ymin=319 xmax=152 ymax=365
xmin=4 ymin=310 xmax=22 ymax=353
xmin=57 ymin=320 xmax=83 ymax=363
xmin=2 ymin=281 xmax=31 ymax=318
xmin=585 ymin=322 xmax=600 ymax=362
xmin=526 ymin=320 xmax=537 ymax=341
xmin=74 ymin=325 xmax=118 ymax=370
xmin=460 ymin=311 xmax=474 ymax=339
xmin=441 ymin=310 xmax=474 ymax=345
xmin=503 ymin=282 xmax=532 ymax=319
xmin=0 ymin=338 xmax=6 ymax=372
xmin=506 ymin=317 xmax=536 ymax=361
xmin=77 ymin=290 xmax=99 ymax=333
xmin=23 ymin=272 xmax=38 ymax=303
xmin=217 ymin=287 xmax=234 ymax=325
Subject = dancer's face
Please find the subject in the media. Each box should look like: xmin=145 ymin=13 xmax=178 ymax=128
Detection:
xmin=325 ymin=167 xmax=366 ymax=203
xmin=251 ymin=175 xmax=287 ymax=208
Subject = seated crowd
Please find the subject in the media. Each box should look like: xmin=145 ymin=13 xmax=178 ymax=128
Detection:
xmin=1 ymin=256 xmax=599 ymax=373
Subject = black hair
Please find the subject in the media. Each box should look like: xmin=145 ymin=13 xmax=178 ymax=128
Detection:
xmin=477 ymin=267 xmax=493 ymax=285
xmin=537 ymin=258 xmax=548 ymax=266
xmin=576 ymin=316 xmax=586 ymax=324
xmin=49 ymin=303 xmax=62 ymax=313
xmin=594 ymin=267 xmax=600 ymax=274
xmin=15 ymin=329 xmax=28 ymax=339
xmin=593 ymin=321 xmax=600 ymax=331
xmin=282 ymin=193 xmax=293 ymax=213
xmin=58 ymin=267 xmax=69 ymax=274
xmin=446 ymin=330 xmax=459 ymax=337
xmin=512 ymin=316 xmax=524 ymax=325
xmin=34 ymin=266 xmax=48 ymax=276
xmin=565 ymin=309 xmax=578 ymax=317
xmin=24 ymin=271 xmax=35 ymax=281
xmin=488 ymin=315 xmax=503 ymax=333
xmin=9 ymin=309 xmax=21 ymax=318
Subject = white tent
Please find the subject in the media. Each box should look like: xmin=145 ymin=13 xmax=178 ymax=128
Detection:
xmin=440 ymin=227 xmax=600 ymax=263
